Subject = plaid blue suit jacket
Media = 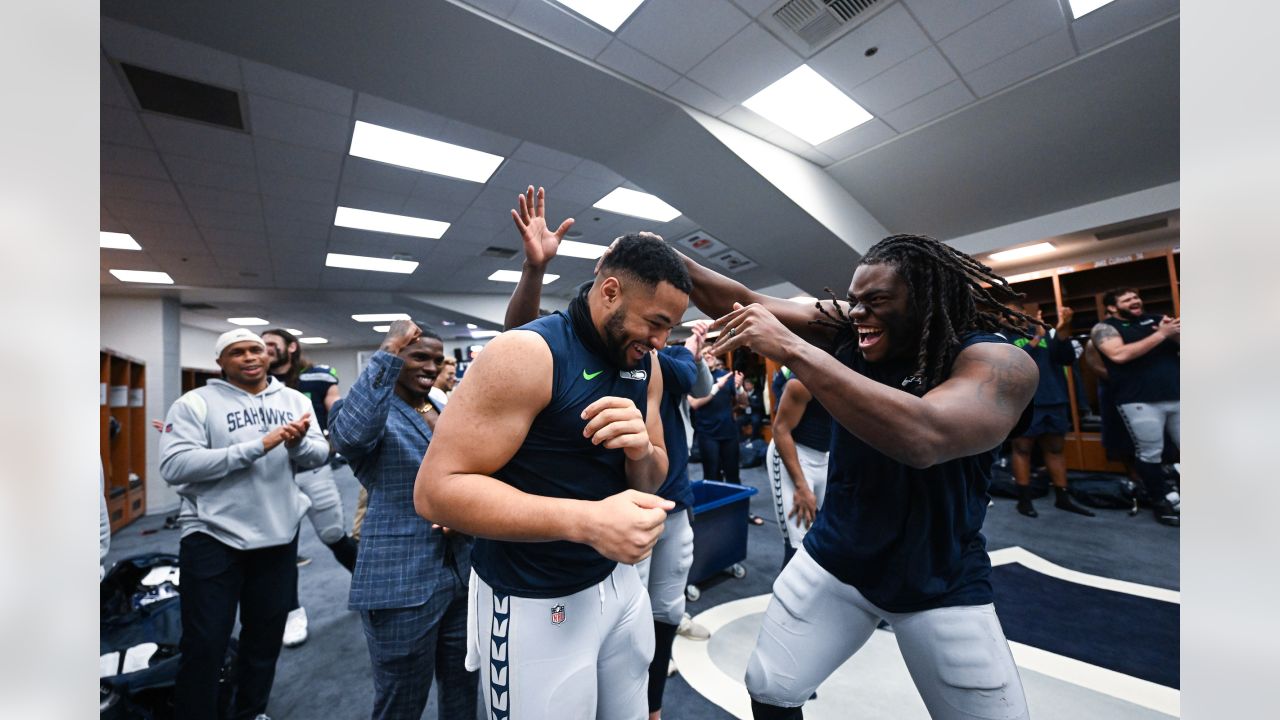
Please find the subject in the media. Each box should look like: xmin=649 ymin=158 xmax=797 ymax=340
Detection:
xmin=329 ymin=350 xmax=471 ymax=611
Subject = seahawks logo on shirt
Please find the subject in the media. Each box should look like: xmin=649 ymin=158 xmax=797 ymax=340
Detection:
xmin=618 ymin=369 xmax=647 ymax=381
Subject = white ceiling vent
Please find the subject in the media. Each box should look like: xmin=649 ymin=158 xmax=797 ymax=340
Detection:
xmin=768 ymin=0 xmax=887 ymax=55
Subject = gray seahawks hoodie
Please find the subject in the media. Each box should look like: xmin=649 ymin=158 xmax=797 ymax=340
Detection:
xmin=159 ymin=377 xmax=329 ymax=549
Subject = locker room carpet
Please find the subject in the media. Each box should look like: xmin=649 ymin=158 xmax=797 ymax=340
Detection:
xmin=105 ymin=462 xmax=1179 ymax=719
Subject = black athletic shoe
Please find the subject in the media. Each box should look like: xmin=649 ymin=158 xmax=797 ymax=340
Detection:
xmin=1154 ymin=500 xmax=1179 ymax=527
xmin=1053 ymin=487 xmax=1096 ymax=517
xmin=1016 ymin=499 xmax=1038 ymax=518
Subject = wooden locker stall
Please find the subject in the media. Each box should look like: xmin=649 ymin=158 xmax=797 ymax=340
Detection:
xmin=100 ymin=348 xmax=148 ymax=531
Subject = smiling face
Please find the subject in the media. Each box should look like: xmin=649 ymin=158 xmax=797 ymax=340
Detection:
xmin=847 ymin=263 xmax=919 ymax=364
xmin=262 ymin=332 xmax=296 ymax=372
xmin=599 ymin=278 xmax=689 ymax=369
xmin=1109 ymin=290 xmax=1143 ymax=320
xmin=217 ymin=341 xmax=269 ymax=390
xmin=395 ymin=336 xmax=445 ymax=402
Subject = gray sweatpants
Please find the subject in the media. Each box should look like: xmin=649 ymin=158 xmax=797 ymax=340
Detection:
xmin=1117 ymin=400 xmax=1181 ymax=464
xmin=296 ymin=463 xmax=345 ymax=544
xmin=635 ymin=508 xmax=694 ymax=625
xmin=466 ymin=564 xmax=653 ymax=720
xmin=747 ymin=548 xmax=1029 ymax=719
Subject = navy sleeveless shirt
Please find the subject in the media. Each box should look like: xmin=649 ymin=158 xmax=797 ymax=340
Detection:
xmin=1101 ymin=314 xmax=1179 ymax=405
xmin=779 ymin=372 xmax=832 ymax=452
xmin=803 ymin=331 xmax=1009 ymax=613
xmin=470 ymin=312 xmax=652 ymax=598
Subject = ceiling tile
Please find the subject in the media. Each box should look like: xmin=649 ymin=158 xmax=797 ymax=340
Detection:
xmin=354 ymin=93 xmax=452 ymax=138
xmin=456 ymin=203 xmax=517 ymax=233
xmin=409 ymin=173 xmax=488 ymax=207
xmin=262 ymin=195 xmax=338 ymax=225
xmin=101 ymin=143 xmax=169 ymax=181
xmin=687 ymin=23 xmax=802 ymax=105
xmin=101 ymin=107 xmax=153 ymax=149
xmin=143 ymin=114 xmax=255 ymax=166
xmin=902 ymin=0 xmax=1014 ymax=41
xmin=457 ymin=0 xmax=520 ymax=18
xmin=616 ymin=0 xmax=750 ymax=74
xmin=165 ymin=154 xmax=258 ymax=193
xmin=179 ymin=185 xmax=263 ymax=215
xmin=729 ymin=0 xmax=775 ymax=18
xmin=550 ymin=173 xmax=616 ymax=206
xmin=510 ymin=141 xmax=583 ymax=172
xmin=508 ymin=0 xmax=613 ymax=60
xmin=488 ymin=158 xmax=569 ymax=193
xmin=572 ymin=159 xmax=624 ymax=186
xmin=810 ymin=3 xmax=935 ymax=93
xmin=938 ymin=0 xmax=1068 ymax=74
xmin=192 ymin=207 xmax=265 ymax=233
xmin=340 ymin=156 xmax=422 ymax=196
xmin=118 ymin=221 xmax=206 ymax=252
xmin=598 ymin=39 xmax=680 ymax=90
xmin=882 ymin=80 xmax=976 ymax=132
xmin=438 ymin=119 xmax=523 ymax=157
xmin=1071 ymin=0 xmax=1179 ymax=52
xmin=241 ymin=59 xmax=354 ymax=116
xmin=254 ymin=137 xmax=344 ymax=183
xmin=814 ymin=118 xmax=898 ymax=160
xmin=259 ymin=171 xmax=338 ymax=205
xmin=101 ymin=173 xmax=184 ymax=205
xmin=265 ymin=213 xmax=330 ymax=241
xmin=794 ymin=145 xmax=836 ymax=166
xmin=664 ymin=78 xmax=734 ymax=116
xmin=336 ymin=183 xmax=409 ymax=215
xmin=101 ymin=59 xmax=133 ymax=109
xmin=248 ymin=95 xmax=351 ymax=151
xmin=400 ymin=195 xmax=471 ymax=224
xmin=101 ymin=17 xmax=242 ymax=90
xmin=103 ymin=198 xmax=193 ymax=226
xmin=849 ymin=47 xmax=959 ymax=116
xmin=963 ymin=28 xmax=1075 ymax=97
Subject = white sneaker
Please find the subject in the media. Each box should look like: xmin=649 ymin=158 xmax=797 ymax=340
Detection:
xmin=676 ymin=613 xmax=710 ymax=641
xmin=283 ymin=607 xmax=308 ymax=648
xmin=254 ymin=715 xmax=272 ymax=720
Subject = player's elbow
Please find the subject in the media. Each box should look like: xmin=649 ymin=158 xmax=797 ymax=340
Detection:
xmin=413 ymin=466 xmax=442 ymax=522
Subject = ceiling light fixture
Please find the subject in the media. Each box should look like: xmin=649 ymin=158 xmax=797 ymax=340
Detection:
xmin=470 ymin=329 xmax=501 ymax=338
xmin=556 ymin=239 xmax=610 ymax=259
xmin=592 ymin=187 xmax=681 ymax=222
xmin=988 ymin=242 xmax=1056 ymax=263
xmin=372 ymin=325 xmax=391 ymax=332
xmin=298 ymin=337 xmax=328 ymax=345
xmin=109 ymin=269 xmax=173 ymax=284
xmin=325 ymin=252 xmax=419 ymax=274
xmin=100 ymin=232 xmax=141 ymax=250
xmin=488 ymin=269 xmax=559 ymax=284
xmin=351 ymin=313 xmax=411 ymax=322
xmin=743 ymin=65 xmax=873 ymax=145
xmin=348 ymin=120 xmax=505 ymax=183
xmin=285 ymin=328 xmax=303 ymax=335
xmin=1067 ymin=0 xmax=1116 ymax=19
xmin=227 ymin=317 xmax=269 ymax=326
xmin=334 ymin=206 xmax=449 ymax=239
xmin=465 ymin=323 xmax=478 ymax=330
xmin=553 ymin=0 xmax=645 ymax=32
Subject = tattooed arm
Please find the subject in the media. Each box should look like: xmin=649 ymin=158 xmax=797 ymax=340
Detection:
xmin=783 ymin=341 xmax=1037 ymax=469
xmin=1091 ymin=320 xmax=1178 ymax=364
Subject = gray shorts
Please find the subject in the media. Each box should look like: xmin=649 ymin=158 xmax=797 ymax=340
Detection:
xmin=746 ymin=548 xmax=1029 ymax=719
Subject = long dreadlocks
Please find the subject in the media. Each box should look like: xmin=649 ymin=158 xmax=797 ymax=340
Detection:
xmin=813 ymin=234 xmax=1045 ymax=395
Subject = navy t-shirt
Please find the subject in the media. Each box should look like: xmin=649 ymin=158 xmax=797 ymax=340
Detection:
xmin=470 ymin=313 xmax=652 ymax=598
xmin=803 ymin=331 xmax=1008 ymax=613
xmin=1101 ymin=315 xmax=1179 ymax=405
xmin=779 ymin=374 xmax=832 ymax=452
xmin=1013 ymin=333 xmax=1075 ymax=407
xmin=691 ymin=369 xmax=737 ymax=440
xmin=655 ymin=346 xmax=698 ymax=511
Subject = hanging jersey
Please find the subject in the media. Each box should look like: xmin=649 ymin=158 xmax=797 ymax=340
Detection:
xmin=803 ymin=331 xmax=1009 ymax=613
xmin=295 ymin=364 xmax=339 ymax=429
xmin=1100 ymin=315 xmax=1179 ymax=405
xmin=470 ymin=312 xmax=652 ymax=599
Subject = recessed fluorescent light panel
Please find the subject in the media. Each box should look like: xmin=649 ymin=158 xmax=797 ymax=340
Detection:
xmin=554 ymin=0 xmax=645 ymax=31
xmin=1068 ymin=0 xmax=1116 ymax=19
xmin=109 ymin=269 xmax=173 ymax=284
xmin=488 ymin=270 xmax=559 ymax=284
xmin=100 ymin=232 xmax=141 ymax=250
xmin=743 ymin=65 xmax=873 ymax=146
xmin=352 ymin=313 xmax=411 ymax=323
xmin=372 ymin=325 xmax=391 ymax=332
xmin=556 ymin=239 xmax=610 ymax=259
xmin=348 ymin=120 xmax=504 ymax=183
xmin=465 ymin=323 xmax=478 ymax=330
xmin=989 ymin=243 xmax=1056 ymax=263
xmin=227 ymin=317 xmax=269 ymax=326
xmin=470 ymin=330 xmax=501 ymax=338
xmin=592 ymin=188 xmax=681 ymax=222
xmin=334 ymin=206 xmax=449 ymax=239
xmin=285 ymin=328 xmax=303 ymax=335
xmin=325 ymin=253 xmax=419 ymax=274
xmin=298 ymin=337 xmax=328 ymax=345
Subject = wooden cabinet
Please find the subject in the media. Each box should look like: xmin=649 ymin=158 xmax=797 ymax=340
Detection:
xmin=100 ymin=348 xmax=147 ymax=532
xmin=1006 ymin=248 xmax=1180 ymax=472
xmin=182 ymin=367 xmax=219 ymax=393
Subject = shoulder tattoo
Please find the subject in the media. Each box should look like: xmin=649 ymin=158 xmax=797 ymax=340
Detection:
xmin=973 ymin=348 xmax=1037 ymax=415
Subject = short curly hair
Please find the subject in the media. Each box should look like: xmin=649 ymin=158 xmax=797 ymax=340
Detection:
xmin=599 ymin=233 xmax=692 ymax=295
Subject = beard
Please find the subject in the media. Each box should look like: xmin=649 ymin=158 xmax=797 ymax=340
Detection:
xmin=268 ymin=354 xmax=289 ymax=371
xmin=602 ymin=306 xmax=641 ymax=369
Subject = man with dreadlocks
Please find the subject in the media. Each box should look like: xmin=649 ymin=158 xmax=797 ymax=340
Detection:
xmin=684 ymin=234 xmax=1038 ymax=720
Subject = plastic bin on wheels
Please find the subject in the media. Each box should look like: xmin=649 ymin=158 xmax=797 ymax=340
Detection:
xmin=685 ymin=480 xmax=758 ymax=602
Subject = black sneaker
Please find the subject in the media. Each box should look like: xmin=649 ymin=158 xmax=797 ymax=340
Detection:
xmin=1016 ymin=499 xmax=1038 ymax=518
xmin=1154 ymin=500 xmax=1179 ymax=527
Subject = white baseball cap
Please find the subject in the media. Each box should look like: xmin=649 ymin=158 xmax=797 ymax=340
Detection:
xmin=215 ymin=328 xmax=266 ymax=358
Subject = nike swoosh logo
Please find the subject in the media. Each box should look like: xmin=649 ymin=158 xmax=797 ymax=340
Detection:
xmin=582 ymin=369 xmax=603 ymax=380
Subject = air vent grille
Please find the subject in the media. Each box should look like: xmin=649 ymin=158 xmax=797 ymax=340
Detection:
xmin=773 ymin=0 xmax=882 ymax=50
xmin=121 ymin=63 xmax=244 ymax=130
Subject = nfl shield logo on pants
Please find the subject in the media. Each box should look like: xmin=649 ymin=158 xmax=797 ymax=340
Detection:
xmin=550 ymin=604 xmax=566 ymax=625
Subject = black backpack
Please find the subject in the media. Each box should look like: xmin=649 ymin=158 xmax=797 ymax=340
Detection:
xmin=739 ymin=438 xmax=767 ymax=468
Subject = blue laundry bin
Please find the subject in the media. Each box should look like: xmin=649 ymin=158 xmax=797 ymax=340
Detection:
xmin=686 ymin=480 xmax=758 ymax=600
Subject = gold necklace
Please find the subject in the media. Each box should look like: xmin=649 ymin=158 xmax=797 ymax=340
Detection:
xmin=416 ymin=402 xmax=436 ymax=415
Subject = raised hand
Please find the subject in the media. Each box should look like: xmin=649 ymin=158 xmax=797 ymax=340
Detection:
xmin=1157 ymin=315 xmax=1180 ymax=339
xmin=511 ymin=185 xmax=574 ymax=269
xmin=709 ymin=302 xmax=804 ymax=362
xmin=380 ymin=319 xmax=422 ymax=355
xmin=684 ymin=321 xmax=709 ymax=355
xmin=581 ymin=396 xmax=652 ymax=461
